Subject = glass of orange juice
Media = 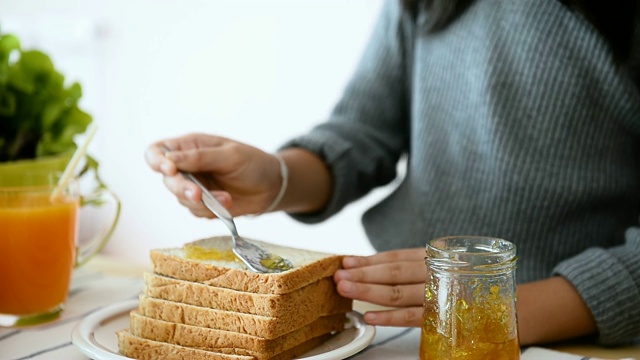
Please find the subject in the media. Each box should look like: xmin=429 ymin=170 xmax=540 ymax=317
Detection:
xmin=0 ymin=170 xmax=120 ymax=327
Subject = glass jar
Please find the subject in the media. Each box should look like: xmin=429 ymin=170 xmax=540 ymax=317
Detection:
xmin=420 ymin=236 xmax=519 ymax=360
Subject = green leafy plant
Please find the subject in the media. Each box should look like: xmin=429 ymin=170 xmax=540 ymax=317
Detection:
xmin=0 ymin=30 xmax=92 ymax=162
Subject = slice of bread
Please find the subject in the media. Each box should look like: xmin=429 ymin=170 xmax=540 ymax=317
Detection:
xmin=117 ymin=329 xmax=331 ymax=360
xmin=150 ymin=236 xmax=343 ymax=294
xmin=142 ymin=272 xmax=352 ymax=318
xmin=138 ymin=294 xmax=352 ymax=339
xmin=128 ymin=310 xmax=346 ymax=356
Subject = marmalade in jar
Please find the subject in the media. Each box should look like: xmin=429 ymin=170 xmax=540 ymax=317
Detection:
xmin=420 ymin=236 xmax=519 ymax=360
xmin=420 ymin=283 xmax=519 ymax=360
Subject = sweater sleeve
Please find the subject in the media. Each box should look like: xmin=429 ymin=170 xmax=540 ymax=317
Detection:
xmin=280 ymin=0 xmax=412 ymax=223
xmin=568 ymin=6 xmax=640 ymax=345
xmin=553 ymin=227 xmax=640 ymax=345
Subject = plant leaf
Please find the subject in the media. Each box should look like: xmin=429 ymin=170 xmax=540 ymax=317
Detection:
xmin=0 ymin=88 xmax=16 ymax=116
xmin=0 ymin=28 xmax=94 ymax=162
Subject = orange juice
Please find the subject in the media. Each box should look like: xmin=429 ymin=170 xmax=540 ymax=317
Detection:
xmin=0 ymin=192 xmax=78 ymax=316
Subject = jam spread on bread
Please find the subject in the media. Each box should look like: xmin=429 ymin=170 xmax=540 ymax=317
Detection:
xmin=185 ymin=243 xmax=293 ymax=272
xmin=260 ymin=255 xmax=294 ymax=272
xmin=184 ymin=244 xmax=238 ymax=262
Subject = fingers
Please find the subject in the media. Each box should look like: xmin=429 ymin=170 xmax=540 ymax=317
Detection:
xmin=362 ymin=307 xmax=423 ymax=328
xmin=145 ymin=133 xmax=280 ymax=217
xmin=334 ymin=248 xmax=428 ymax=324
xmin=163 ymin=174 xmax=233 ymax=218
xmin=336 ymin=280 xmax=424 ymax=308
xmin=335 ymin=248 xmax=427 ymax=285
xmin=144 ymin=133 xmax=229 ymax=175
xmin=335 ymin=260 xmax=427 ymax=285
xmin=158 ymin=133 xmax=227 ymax=154
xmin=342 ymin=248 xmax=426 ymax=269
xmin=144 ymin=144 xmax=177 ymax=175
xmin=162 ymin=137 xmax=241 ymax=175
xmin=161 ymin=174 xmax=209 ymax=217
xmin=164 ymin=147 xmax=221 ymax=174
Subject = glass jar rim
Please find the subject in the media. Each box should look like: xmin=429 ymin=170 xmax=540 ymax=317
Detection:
xmin=426 ymin=236 xmax=517 ymax=273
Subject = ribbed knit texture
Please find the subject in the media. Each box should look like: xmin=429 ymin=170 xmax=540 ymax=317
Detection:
xmin=283 ymin=0 xmax=640 ymax=345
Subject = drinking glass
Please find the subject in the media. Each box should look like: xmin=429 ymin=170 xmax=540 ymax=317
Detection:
xmin=0 ymin=170 xmax=120 ymax=326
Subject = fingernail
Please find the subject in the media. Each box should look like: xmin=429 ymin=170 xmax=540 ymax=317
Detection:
xmin=364 ymin=313 xmax=378 ymax=323
xmin=339 ymin=281 xmax=355 ymax=294
xmin=343 ymin=257 xmax=360 ymax=268
xmin=166 ymin=152 xmax=180 ymax=162
xmin=214 ymin=194 xmax=226 ymax=204
xmin=335 ymin=270 xmax=351 ymax=281
xmin=185 ymin=189 xmax=195 ymax=201
xmin=160 ymin=162 xmax=171 ymax=174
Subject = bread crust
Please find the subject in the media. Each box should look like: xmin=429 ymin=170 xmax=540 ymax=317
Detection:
xmin=117 ymin=330 xmax=331 ymax=360
xmin=138 ymin=292 xmax=351 ymax=339
xmin=129 ymin=311 xmax=346 ymax=355
xmin=150 ymin=237 xmax=344 ymax=294
xmin=143 ymin=273 xmax=352 ymax=318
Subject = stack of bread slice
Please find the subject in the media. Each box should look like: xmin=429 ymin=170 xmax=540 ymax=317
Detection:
xmin=117 ymin=236 xmax=353 ymax=360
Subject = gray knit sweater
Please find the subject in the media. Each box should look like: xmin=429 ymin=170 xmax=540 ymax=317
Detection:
xmin=283 ymin=0 xmax=640 ymax=345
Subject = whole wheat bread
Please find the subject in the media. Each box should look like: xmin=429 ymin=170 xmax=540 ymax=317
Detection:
xmin=117 ymin=329 xmax=331 ymax=360
xmin=120 ymin=236 xmax=351 ymax=360
xmin=150 ymin=236 xmax=344 ymax=294
xmin=142 ymin=272 xmax=352 ymax=318
xmin=138 ymin=293 xmax=351 ymax=339
xmin=128 ymin=310 xmax=346 ymax=355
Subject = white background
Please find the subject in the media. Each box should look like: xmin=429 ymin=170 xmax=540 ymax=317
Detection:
xmin=0 ymin=0 xmax=390 ymax=265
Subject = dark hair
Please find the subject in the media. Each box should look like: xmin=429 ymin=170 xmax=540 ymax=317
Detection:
xmin=561 ymin=0 xmax=639 ymax=64
xmin=401 ymin=0 xmax=639 ymax=67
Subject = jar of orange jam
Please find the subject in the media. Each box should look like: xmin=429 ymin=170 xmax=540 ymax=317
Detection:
xmin=420 ymin=236 xmax=519 ymax=360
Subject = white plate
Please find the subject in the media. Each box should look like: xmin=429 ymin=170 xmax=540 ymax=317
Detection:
xmin=72 ymin=299 xmax=376 ymax=360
